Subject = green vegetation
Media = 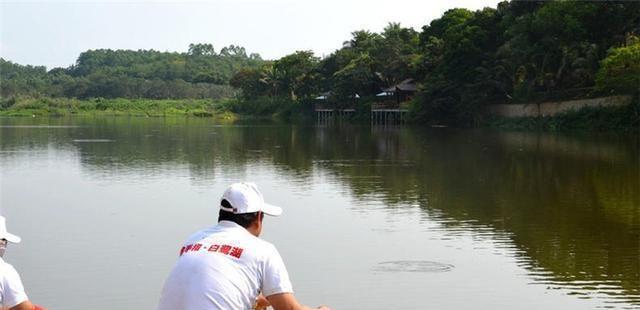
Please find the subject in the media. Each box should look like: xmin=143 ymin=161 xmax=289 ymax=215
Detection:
xmin=0 ymin=97 xmax=239 ymax=119
xmin=1 ymin=1 xmax=639 ymax=128
xmin=0 ymin=96 xmax=306 ymax=120
xmin=1 ymin=43 xmax=263 ymax=99
xmin=595 ymin=38 xmax=640 ymax=95
xmin=228 ymin=1 xmax=640 ymax=126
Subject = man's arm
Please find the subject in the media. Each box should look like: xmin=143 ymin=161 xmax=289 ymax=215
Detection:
xmin=266 ymin=293 xmax=330 ymax=310
xmin=9 ymin=301 xmax=45 ymax=310
xmin=2 ymin=264 xmax=44 ymax=310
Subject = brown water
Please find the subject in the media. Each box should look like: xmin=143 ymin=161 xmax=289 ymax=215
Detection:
xmin=0 ymin=116 xmax=638 ymax=310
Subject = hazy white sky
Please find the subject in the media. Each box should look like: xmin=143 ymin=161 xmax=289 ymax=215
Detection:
xmin=1 ymin=0 xmax=502 ymax=69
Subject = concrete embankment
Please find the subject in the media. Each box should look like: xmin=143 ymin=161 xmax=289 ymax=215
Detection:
xmin=486 ymin=95 xmax=633 ymax=118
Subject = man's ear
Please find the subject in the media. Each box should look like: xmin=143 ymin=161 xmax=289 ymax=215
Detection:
xmin=253 ymin=212 xmax=263 ymax=228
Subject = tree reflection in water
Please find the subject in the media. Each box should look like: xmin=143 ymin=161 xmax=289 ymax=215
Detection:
xmin=1 ymin=117 xmax=638 ymax=307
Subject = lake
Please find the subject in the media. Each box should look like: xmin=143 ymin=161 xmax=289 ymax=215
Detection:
xmin=0 ymin=116 xmax=638 ymax=310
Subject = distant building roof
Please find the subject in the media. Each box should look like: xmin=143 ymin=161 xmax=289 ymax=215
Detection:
xmin=376 ymin=91 xmax=393 ymax=97
xmin=383 ymin=79 xmax=417 ymax=92
xmin=315 ymin=91 xmax=360 ymax=100
xmin=315 ymin=91 xmax=332 ymax=100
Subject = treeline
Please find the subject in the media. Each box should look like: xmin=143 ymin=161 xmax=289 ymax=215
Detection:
xmin=230 ymin=0 xmax=640 ymax=124
xmin=0 ymin=44 xmax=264 ymax=99
xmin=2 ymin=1 xmax=639 ymax=125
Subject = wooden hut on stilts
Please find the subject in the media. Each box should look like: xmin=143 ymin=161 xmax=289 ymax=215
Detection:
xmin=371 ymin=79 xmax=416 ymax=125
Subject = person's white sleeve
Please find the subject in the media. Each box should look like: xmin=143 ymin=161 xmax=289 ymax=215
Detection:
xmin=261 ymin=245 xmax=294 ymax=297
xmin=2 ymin=264 xmax=28 ymax=308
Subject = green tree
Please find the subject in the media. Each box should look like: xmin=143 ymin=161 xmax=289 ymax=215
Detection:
xmin=188 ymin=43 xmax=216 ymax=56
xmin=273 ymin=51 xmax=319 ymax=100
xmin=229 ymin=68 xmax=269 ymax=99
xmin=595 ymin=38 xmax=640 ymax=95
xmin=332 ymin=53 xmax=379 ymax=99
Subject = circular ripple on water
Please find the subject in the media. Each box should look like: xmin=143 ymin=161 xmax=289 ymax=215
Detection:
xmin=373 ymin=260 xmax=454 ymax=273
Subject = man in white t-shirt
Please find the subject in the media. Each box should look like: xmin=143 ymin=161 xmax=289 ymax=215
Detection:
xmin=0 ymin=216 xmax=45 ymax=310
xmin=157 ymin=183 xmax=330 ymax=310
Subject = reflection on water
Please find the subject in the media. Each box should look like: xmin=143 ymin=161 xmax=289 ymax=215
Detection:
xmin=0 ymin=116 xmax=638 ymax=309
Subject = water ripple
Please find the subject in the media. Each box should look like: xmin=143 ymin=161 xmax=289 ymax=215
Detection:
xmin=373 ymin=260 xmax=455 ymax=273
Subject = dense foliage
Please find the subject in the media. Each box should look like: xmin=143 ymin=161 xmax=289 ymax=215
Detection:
xmin=230 ymin=1 xmax=639 ymax=125
xmin=595 ymin=38 xmax=640 ymax=95
xmin=2 ymin=1 xmax=639 ymax=125
xmin=1 ymin=43 xmax=263 ymax=99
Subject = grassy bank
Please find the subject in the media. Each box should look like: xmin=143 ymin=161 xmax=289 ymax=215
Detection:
xmin=484 ymin=101 xmax=640 ymax=131
xmin=0 ymin=97 xmax=240 ymax=119
xmin=0 ymin=97 xmax=307 ymax=121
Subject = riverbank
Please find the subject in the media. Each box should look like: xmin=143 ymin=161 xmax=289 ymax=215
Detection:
xmin=0 ymin=97 xmax=239 ymax=119
xmin=1 ymin=96 xmax=638 ymax=131
xmin=0 ymin=97 xmax=305 ymax=122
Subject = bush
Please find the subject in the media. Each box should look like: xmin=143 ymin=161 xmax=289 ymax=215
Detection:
xmin=190 ymin=109 xmax=213 ymax=117
xmin=224 ymin=96 xmax=295 ymax=116
xmin=0 ymin=97 xmax=16 ymax=109
xmin=595 ymin=39 xmax=640 ymax=95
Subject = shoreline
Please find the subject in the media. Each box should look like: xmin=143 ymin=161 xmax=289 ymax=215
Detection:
xmin=1 ymin=97 xmax=637 ymax=131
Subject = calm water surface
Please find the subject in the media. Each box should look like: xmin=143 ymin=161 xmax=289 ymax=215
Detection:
xmin=0 ymin=117 xmax=638 ymax=310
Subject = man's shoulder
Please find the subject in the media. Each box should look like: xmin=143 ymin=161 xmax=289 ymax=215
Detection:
xmin=251 ymin=238 xmax=282 ymax=261
xmin=252 ymin=236 xmax=277 ymax=251
xmin=0 ymin=258 xmax=18 ymax=275
xmin=0 ymin=258 xmax=22 ymax=285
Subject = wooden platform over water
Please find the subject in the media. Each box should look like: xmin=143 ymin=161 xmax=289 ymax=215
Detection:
xmin=314 ymin=102 xmax=410 ymax=125
xmin=371 ymin=102 xmax=409 ymax=125
xmin=315 ymin=108 xmax=356 ymax=124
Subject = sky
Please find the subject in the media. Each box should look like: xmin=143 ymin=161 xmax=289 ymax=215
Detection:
xmin=1 ymin=0 xmax=502 ymax=69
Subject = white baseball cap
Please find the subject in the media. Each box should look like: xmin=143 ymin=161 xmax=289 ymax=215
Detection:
xmin=0 ymin=216 xmax=21 ymax=243
xmin=220 ymin=182 xmax=283 ymax=216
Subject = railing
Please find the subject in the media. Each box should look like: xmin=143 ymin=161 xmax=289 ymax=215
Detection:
xmin=371 ymin=101 xmax=411 ymax=110
xmin=314 ymin=103 xmax=333 ymax=111
xmin=314 ymin=103 xmax=357 ymax=111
